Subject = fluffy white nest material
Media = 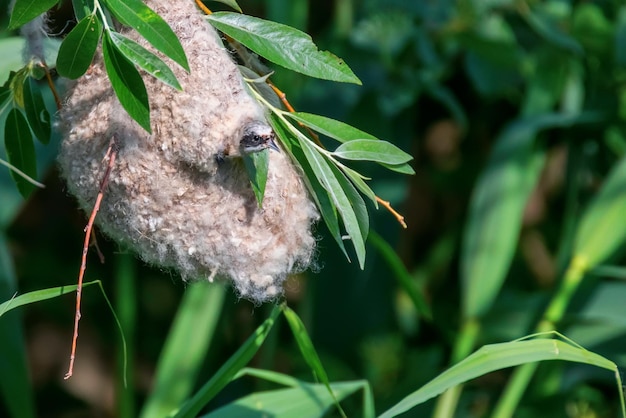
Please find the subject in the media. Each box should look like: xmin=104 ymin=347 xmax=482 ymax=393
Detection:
xmin=58 ymin=0 xmax=319 ymax=303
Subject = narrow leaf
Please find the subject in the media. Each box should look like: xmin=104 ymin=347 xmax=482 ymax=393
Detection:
xmin=0 ymin=281 xmax=100 ymax=316
xmin=379 ymin=161 xmax=416 ymax=175
xmin=268 ymin=114 xmax=348 ymax=259
xmin=174 ymin=306 xmax=281 ymax=418
xmin=140 ymin=282 xmax=225 ymax=418
xmin=368 ymin=231 xmax=432 ymax=320
xmin=22 ymin=76 xmax=50 ymax=144
xmin=300 ymin=139 xmax=366 ymax=268
xmin=573 ymin=154 xmax=626 ymax=269
xmin=102 ymin=32 xmax=151 ymax=132
xmin=102 ymin=0 xmax=189 ymax=71
xmin=282 ymin=306 xmax=346 ymax=416
xmin=108 ymin=31 xmax=182 ymax=90
xmin=8 ymin=0 xmax=59 ymax=30
xmin=56 ymin=14 xmax=102 ymax=79
xmin=242 ymin=149 xmax=270 ymax=207
xmin=286 ymin=112 xmax=377 ymax=143
xmin=379 ymin=339 xmax=619 ymax=418
xmin=204 ymin=380 xmax=362 ymax=418
xmin=461 ymin=113 xmax=597 ymax=319
xmin=4 ymin=108 xmax=36 ymax=198
xmin=334 ymin=139 xmax=413 ymax=164
xmin=207 ymin=12 xmax=361 ymax=84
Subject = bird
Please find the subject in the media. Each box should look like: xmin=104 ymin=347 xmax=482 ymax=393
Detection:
xmin=239 ymin=121 xmax=280 ymax=154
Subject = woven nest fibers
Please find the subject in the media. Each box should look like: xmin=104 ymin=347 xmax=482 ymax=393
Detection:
xmin=57 ymin=0 xmax=319 ymax=303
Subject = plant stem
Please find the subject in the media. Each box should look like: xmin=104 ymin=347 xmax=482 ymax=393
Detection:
xmin=491 ymin=262 xmax=585 ymax=417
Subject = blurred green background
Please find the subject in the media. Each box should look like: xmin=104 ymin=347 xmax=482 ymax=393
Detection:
xmin=2 ymin=0 xmax=626 ymax=417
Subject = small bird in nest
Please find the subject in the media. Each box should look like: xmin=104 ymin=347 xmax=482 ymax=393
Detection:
xmin=216 ymin=121 xmax=279 ymax=163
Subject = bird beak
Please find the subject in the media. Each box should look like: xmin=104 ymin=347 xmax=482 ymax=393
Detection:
xmin=269 ymin=138 xmax=280 ymax=152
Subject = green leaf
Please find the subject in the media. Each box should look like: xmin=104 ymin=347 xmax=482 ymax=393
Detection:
xmin=268 ymin=114 xmax=348 ymax=259
xmin=102 ymin=32 xmax=151 ymax=132
xmin=210 ymin=0 xmax=242 ymax=13
xmin=282 ymin=306 xmax=345 ymax=416
xmin=286 ymin=112 xmax=377 ymax=143
xmin=101 ymin=0 xmax=189 ymax=71
xmin=242 ymin=149 xmax=270 ymax=207
xmin=378 ymin=161 xmax=416 ymax=175
xmin=461 ymin=113 xmax=598 ymax=319
xmin=107 ymin=31 xmax=182 ymax=90
xmin=0 ymin=281 xmax=100 ymax=316
xmin=140 ymin=282 xmax=225 ymax=418
xmin=379 ymin=338 xmax=620 ymax=418
xmin=573 ymin=154 xmax=626 ymax=270
xmin=56 ymin=14 xmax=102 ymax=79
xmin=72 ymin=0 xmax=95 ymax=21
xmin=300 ymin=139 xmax=367 ymax=268
xmin=333 ymin=139 xmax=413 ymax=165
xmin=174 ymin=305 xmax=282 ymax=418
xmin=368 ymin=231 xmax=432 ymax=320
xmin=204 ymin=374 xmax=365 ymax=418
xmin=0 ymin=234 xmax=36 ymax=418
xmin=21 ymin=76 xmax=50 ymax=144
xmin=8 ymin=0 xmax=59 ymax=30
xmin=4 ymin=108 xmax=37 ymax=198
xmin=207 ymin=12 xmax=361 ymax=84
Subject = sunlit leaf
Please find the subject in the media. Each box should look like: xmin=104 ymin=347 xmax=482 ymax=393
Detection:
xmin=573 ymin=154 xmax=626 ymax=269
xmin=286 ymin=112 xmax=377 ymax=143
xmin=269 ymin=114 xmax=348 ymax=259
xmin=102 ymin=0 xmax=189 ymax=71
xmin=22 ymin=76 xmax=50 ymax=144
xmin=56 ymin=14 xmax=102 ymax=79
xmin=300 ymin=139 xmax=366 ymax=268
xmin=107 ymin=31 xmax=182 ymax=90
xmin=207 ymin=12 xmax=361 ymax=84
xmin=4 ymin=108 xmax=36 ymax=198
xmin=0 ymin=281 xmax=100 ymax=316
xmin=102 ymin=32 xmax=151 ymax=132
xmin=380 ymin=338 xmax=620 ymax=418
xmin=8 ymin=0 xmax=59 ymax=30
xmin=333 ymin=139 xmax=413 ymax=165
xmin=140 ymin=283 xmax=226 ymax=418
xmin=173 ymin=306 xmax=281 ymax=418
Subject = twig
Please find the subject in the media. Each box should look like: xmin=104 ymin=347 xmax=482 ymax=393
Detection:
xmin=376 ymin=196 xmax=407 ymax=229
xmin=64 ymin=137 xmax=118 ymax=380
xmin=41 ymin=62 xmax=62 ymax=110
xmin=194 ymin=0 xmax=212 ymax=15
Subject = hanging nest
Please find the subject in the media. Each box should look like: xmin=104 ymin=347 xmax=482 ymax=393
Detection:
xmin=58 ymin=0 xmax=319 ymax=303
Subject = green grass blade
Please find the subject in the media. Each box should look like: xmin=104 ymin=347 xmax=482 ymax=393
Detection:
xmin=573 ymin=153 xmax=626 ymax=269
xmin=115 ymin=254 xmax=137 ymax=418
xmin=282 ymin=306 xmax=346 ymax=417
xmin=368 ymin=230 xmax=432 ymax=320
xmin=379 ymin=338 xmax=620 ymax=418
xmin=0 ymin=234 xmax=35 ymax=418
xmin=140 ymin=281 xmax=226 ymax=418
xmin=0 ymin=280 xmax=100 ymax=315
xmin=203 ymin=380 xmax=365 ymax=418
xmin=461 ymin=112 xmax=596 ymax=319
xmin=174 ymin=305 xmax=282 ymax=418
